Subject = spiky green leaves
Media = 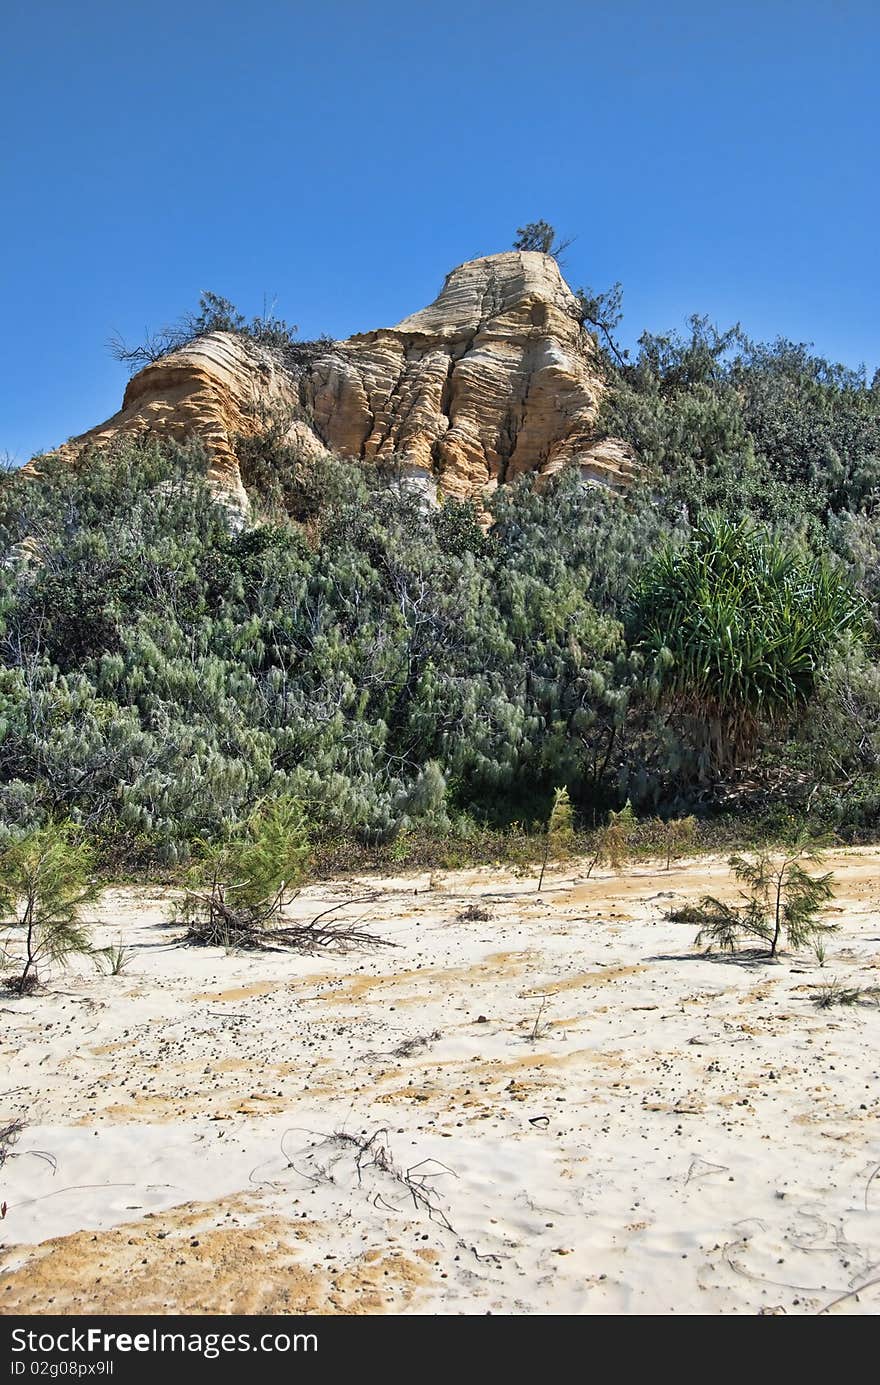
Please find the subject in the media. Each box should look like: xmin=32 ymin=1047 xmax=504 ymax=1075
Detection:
xmin=630 ymin=515 xmax=864 ymax=770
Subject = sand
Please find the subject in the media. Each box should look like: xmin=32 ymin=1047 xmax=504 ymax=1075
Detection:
xmin=2 ymin=849 xmax=880 ymax=1315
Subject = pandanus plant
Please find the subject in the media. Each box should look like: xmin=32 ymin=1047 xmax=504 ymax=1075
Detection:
xmin=630 ymin=514 xmax=864 ymax=772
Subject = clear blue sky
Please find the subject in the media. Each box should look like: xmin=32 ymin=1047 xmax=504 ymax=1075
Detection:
xmin=2 ymin=0 xmax=877 ymax=462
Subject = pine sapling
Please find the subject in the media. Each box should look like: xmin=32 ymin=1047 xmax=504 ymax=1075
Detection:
xmin=0 ymin=824 xmax=99 ymax=993
xmin=180 ymin=796 xmax=311 ymax=946
xmin=688 ymin=838 xmax=836 ymax=959
xmin=586 ymin=801 xmax=636 ymax=879
xmin=665 ymin=815 xmax=697 ymax=870
xmin=538 ymin=787 xmax=574 ymax=892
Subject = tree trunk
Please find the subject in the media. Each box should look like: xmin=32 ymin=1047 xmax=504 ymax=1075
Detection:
xmin=771 ymin=868 xmax=784 ymax=957
xmin=20 ymin=889 xmax=37 ymax=988
xmin=537 ymin=834 xmax=550 ymax=892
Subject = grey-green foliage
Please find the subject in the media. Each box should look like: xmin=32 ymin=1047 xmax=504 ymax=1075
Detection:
xmin=601 ymin=319 xmax=880 ymax=532
xmin=0 ymin=439 xmax=637 ymax=856
xmin=6 ymin=291 xmax=880 ymax=857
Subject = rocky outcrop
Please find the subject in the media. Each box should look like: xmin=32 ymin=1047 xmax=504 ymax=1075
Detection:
xmin=49 ymin=334 xmax=305 ymax=509
xmin=43 ymin=251 xmax=636 ymax=506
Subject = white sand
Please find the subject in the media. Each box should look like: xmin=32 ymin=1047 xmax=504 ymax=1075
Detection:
xmin=2 ymin=849 xmax=880 ymax=1315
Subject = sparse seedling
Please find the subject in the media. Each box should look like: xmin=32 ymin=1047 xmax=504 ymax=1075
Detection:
xmin=538 ymin=787 xmax=575 ymax=892
xmin=682 ymin=837 xmax=836 ymax=959
xmin=586 ymin=801 xmax=636 ymax=879
xmin=813 ymin=981 xmax=880 ymax=1009
xmin=664 ymin=816 xmax=697 ymax=870
xmin=526 ymin=995 xmax=551 ymax=1042
xmin=97 ymin=940 xmax=133 ymax=976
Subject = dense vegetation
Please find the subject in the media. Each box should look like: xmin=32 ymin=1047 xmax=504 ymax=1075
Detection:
xmin=3 ymin=303 xmax=880 ymax=870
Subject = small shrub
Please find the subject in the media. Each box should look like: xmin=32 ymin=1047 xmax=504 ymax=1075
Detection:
xmin=455 ymin=903 xmax=493 ymax=923
xmin=685 ymin=838 xmax=836 ymax=958
xmin=538 ymin=787 xmax=575 ymax=891
xmin=586 ymin=801 xmax=636 ymax=878
xmin=664 ymin=815 xmax=697 ymax=870
xmin=666 ymin=901 xmax=707 ymax=925
xmin=813 ymin=981 xmax=880 ymax=1009
xmin=0 ymin=824 xmax=98 ymax=992
xmin=512 ymin=221 xmax=572 ymax=257
xmin=180 ymin=797 xmax=311 ymax=948
xmin=97 ymin=940 xmax=133 ymax=976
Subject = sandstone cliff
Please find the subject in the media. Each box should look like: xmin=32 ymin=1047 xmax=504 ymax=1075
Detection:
xmin=46 ymin=251 xmax=636 ymax=506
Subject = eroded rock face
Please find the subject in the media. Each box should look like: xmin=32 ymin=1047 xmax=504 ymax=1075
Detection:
xmin=48 ymin=334 xmax=305 ymax=509
xmin=43 ymin=251 xmax=636 ymax=506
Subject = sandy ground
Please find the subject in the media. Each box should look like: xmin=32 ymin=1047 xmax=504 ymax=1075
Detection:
xmin=2 ymin=848 xmax=880 ymax=1316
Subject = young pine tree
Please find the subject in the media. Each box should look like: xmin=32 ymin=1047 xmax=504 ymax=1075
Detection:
xmin=0 ymin=824 xmax=98 ymax=993
xmin=691 ymin=838 xmax=835 ymax=959
xmin=538 ymin=787 xmax=575 ymax=892
xmin=180 ymin=797 xmax=311 ymax=946
xmin=586 ymin=801 xmax=636 ymax=879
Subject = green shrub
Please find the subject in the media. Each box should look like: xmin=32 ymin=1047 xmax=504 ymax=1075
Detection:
xmin=0 ymin=822 xmax=98 ymax=991
xmin=586 ymin=801 xmax=637 ymax=877
xmin=631 ymin=515 xmax=864 ymax=773
xmin=179 ymin=797 xmax=310 ymax=946
xmin=537 ymin=786 xmax=575 ymax=891
xmin=7 ymin=288 xmax=880 ymax=865
xmin=685 ymin=839 xmax=836 ymax=958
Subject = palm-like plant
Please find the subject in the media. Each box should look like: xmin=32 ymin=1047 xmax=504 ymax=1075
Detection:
xmin=631 ymin=515 xmax=864 ymax=770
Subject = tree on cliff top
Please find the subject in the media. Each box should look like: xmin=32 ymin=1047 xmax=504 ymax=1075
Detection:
xmin=512 ymin=222 xmax=573 ymax=257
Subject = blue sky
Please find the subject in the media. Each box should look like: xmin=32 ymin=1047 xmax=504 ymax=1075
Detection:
xmin=2 ymin=0 xmax=877 ymax=462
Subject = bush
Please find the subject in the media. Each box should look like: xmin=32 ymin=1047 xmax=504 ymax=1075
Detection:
xmin=630 ymin=515 xmax=864 ymax=774
xmin=537 ymin=787 xmax=574 ymax=891
xmin=512 ymin=221 xmax=571 ymax=256
xmin=0 ymin=822 xmax=98 ymax=991
xmin=109 ymin=291 xmax=329 ymax=373
xmin=585 ymin=801 xmax=636 ymax=877
xmin=180 ymin=797 xmax=310 ymax=947
xmin=9 ymin=282 xmax=880 ymax=864
xmin=663 ymin=816 xmax=697 ymax=870
xmin=684 ymin=839 xmax=836 ymax=958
